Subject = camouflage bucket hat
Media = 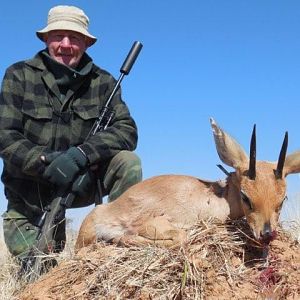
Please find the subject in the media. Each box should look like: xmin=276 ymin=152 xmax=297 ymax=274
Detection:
xmin=36 ymin=5 xmax=97 ymax=46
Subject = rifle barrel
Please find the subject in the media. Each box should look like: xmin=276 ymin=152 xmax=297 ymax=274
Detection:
xmin=104 ymin=41 xmax=143 ymax=109
xmin=120 ymin=41 xmax=143 ymax=75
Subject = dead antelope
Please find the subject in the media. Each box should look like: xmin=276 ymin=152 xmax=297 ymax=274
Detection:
xmin=76 ymin=118 xmax=300 ymax=250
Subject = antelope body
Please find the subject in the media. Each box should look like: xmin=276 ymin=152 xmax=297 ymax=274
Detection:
xmin=76 ymin=118 xmax=300 ymax=249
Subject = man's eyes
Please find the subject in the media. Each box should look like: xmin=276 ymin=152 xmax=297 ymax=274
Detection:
xmin=52 ymin=35 xmax=80 ymax=42
xmin=70 ymin=35 xmax=80 ymax=42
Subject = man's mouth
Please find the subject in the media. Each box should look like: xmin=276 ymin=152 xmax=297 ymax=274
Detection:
xmin=58 ymin=54 xmax=72 ymax=57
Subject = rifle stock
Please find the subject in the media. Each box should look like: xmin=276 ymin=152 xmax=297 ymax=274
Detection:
xmin=20 ymin=41 xmax=143 ymax=281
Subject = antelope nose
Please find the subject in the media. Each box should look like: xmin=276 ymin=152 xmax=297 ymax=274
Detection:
xmin=260 ymin=222 xmax=274 ymax=244
xmin=261 ymin=222 xmax=272 ymax=237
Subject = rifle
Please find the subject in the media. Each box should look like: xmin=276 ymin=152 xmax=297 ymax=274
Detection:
xmin=20 ymin=41 xmax=143 ymax=282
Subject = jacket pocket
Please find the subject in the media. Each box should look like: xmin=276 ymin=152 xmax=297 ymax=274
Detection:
xmin=70 ymin=104 xmax=101 ymax=144
xmin=72 ymin=104 xmax=100 ymax=120
xmin=22 ymin=100 xmax=53 ymax=146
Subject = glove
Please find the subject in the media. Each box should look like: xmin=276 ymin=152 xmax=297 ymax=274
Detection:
xmin=71 ymin=171 xmax=95 ymax=199
xmin=41 ymin=151 xmax=62 ymax=164
xmin=43 ymin=147 xmax=88 ymax=188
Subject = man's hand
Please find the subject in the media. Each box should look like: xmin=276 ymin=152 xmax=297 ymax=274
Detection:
xmin=43 ymin=147 xmax=88 ymax=188
xmin=41 ymin=151 xmax=62 ymax=164
xmin=72 ymin=171 xmax=95 ymax=199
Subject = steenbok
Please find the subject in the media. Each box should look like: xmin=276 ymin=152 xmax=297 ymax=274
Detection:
xmin=76 ymin=118 xmax=300 ymax=250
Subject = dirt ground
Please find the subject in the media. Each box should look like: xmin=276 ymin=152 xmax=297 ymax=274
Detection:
xmin=17 ymin=219 xmax=300 ymax=300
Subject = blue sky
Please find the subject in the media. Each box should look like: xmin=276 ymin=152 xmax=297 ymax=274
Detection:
xmin=0 ymin=1 xmax=300 ymax=229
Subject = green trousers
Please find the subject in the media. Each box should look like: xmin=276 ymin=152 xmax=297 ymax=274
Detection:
xmin=2 ymin=150 xmax=142 ymax=258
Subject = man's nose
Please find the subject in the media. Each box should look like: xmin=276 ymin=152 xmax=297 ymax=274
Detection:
xmin=60 ymin=36 xmax=72 ymax=47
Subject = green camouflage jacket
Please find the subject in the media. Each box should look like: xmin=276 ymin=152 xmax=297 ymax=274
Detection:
xmin=0 ymin=50 xmax=138 ymax=213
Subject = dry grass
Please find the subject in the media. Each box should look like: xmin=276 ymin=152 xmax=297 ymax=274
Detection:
xmin=280 ymin=192 xmax=300 ymax=242
xmin=0 ymin=214 xmax=299 ymax=299
xmin=17 ymin=219 xmax=300 ymax=300
xmin=0 ymin=242 xmax=23 ymax=300
xmin=0 ymin=224 xmax=77 ymax=300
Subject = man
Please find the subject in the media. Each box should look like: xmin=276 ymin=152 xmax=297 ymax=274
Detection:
xmin=0 ymin=5 xmax=142 ymax=259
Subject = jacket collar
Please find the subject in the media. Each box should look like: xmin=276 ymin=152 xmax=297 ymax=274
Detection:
xmin=24 ymin=50 xmax=102 ymax=106
xmin=25 ymin=49 xmax=101 ymax=76
xmin=24 ymin=50 xmax=46 ymax=71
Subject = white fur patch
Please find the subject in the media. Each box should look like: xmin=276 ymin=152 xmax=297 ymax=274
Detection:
xmin=95 ymin=223 xmax=127 ymax=242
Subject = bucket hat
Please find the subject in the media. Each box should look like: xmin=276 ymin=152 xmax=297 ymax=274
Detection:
xmin=36 ymin=5 xmax=97 ymax=46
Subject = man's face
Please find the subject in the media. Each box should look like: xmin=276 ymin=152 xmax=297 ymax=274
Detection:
xmin=45 ymin=30 xmax=88 ymax=68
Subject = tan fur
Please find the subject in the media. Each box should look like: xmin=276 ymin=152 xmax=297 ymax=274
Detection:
xmin=75 ymin=119 xmax=300 ymax=250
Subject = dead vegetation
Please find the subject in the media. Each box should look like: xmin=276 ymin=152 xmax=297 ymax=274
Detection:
xmin=0 ymin=249 xmax=23 ymax=300
xmin=0 ymin=220 xmax=77 ymax=300
xmin=16 ymin=218 xmax=300 ymax=300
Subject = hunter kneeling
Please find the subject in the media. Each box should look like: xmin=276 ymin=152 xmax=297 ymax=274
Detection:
xmin=0 ymin=5 xmax=142 ymax=274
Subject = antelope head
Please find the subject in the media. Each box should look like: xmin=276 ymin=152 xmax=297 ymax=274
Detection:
xmin=211 ymin=118 xmax=300 ymax=244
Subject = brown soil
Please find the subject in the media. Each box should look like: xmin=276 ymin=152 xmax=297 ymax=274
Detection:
xmin=17 ymin=219 xmax=300 ymax=300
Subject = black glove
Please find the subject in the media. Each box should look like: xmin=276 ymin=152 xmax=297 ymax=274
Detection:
xmin=71 ymin=171 xmax=95 ymax=199
xmin=43 ymin=147 xmax=88 ymax=188
xmin=41 ymin=151 xmax=62 ymax=163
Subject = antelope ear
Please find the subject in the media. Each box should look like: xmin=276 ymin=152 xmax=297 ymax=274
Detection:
xmin=283 ymin=150 xmax=300 ymax=176
xmin=210 ymin=118 xmax=249 ymax=169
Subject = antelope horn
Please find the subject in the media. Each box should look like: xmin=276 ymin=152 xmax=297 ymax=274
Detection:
xmin=275 ymin=132 xmax=288 ymax=179
xmin=248 ymin=124 xmax=256 ymax=180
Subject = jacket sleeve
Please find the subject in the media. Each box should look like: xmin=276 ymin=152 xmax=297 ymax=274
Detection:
xmin=0 ymin=65 xmax=50 ymax=176
xmin=78 ymin=74 xmax=138 ymax=165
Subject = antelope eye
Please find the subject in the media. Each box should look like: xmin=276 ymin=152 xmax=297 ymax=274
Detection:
xmin=277 ymin=195 xmax=287 ymax=212
xmin=240 ymin=190 xmax=253 ymax=210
